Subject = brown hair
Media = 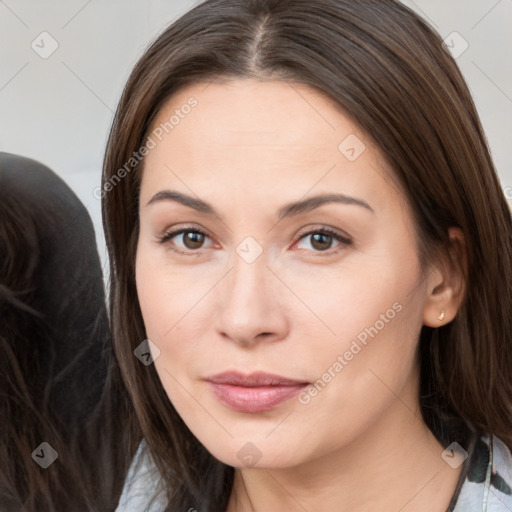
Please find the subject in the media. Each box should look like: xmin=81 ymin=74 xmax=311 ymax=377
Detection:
xmin=101 ymin=0 xmax=512 ymax=509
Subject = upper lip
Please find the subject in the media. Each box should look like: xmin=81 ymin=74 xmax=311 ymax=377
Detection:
xmin=205 ymin=371 xmax=309 ymax=387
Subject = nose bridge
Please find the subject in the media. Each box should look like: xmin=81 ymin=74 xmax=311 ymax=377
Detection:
xmin=227 ymin=240 xmax=270 ymax=310
xmin=215 ymin=239 xmax=285 ymax=344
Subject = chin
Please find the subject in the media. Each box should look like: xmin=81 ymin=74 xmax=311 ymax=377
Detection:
xmin=198 ymin=434 xmax=309 ymax=470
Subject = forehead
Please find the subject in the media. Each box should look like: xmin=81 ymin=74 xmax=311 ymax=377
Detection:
xmin=141 ymin=79 xmax=404 ymax=213
xmin=149 ymin=79 xmax=354 ymax=150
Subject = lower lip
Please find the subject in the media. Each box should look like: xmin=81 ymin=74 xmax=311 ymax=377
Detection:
xmin=207 ymin=382 xmax=308 ymax=412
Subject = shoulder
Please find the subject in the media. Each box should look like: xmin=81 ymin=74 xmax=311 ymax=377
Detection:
xmin=115 ymin=440 xmax=168 ymax=512
xmin=454 ymin=434 xmax=512 ymax=511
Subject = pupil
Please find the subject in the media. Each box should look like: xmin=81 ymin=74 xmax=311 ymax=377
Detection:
xmin=185 ymin=232 xmax=203 ymax=249
xmin=312 ymin=233 xmax=331 ymax=250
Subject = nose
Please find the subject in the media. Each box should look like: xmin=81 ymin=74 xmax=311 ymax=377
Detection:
xmin=214 ymin=246 xmax=289 ymax=348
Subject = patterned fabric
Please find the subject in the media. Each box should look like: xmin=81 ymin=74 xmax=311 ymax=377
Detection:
xmin=452 ymin=435 xmax=512 ymax=511
xmin=116 ymin=435 xmax=512 ymax=511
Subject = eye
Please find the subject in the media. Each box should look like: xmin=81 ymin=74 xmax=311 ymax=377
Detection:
xmin=294 ymin=228 xmax=352 ymax=254
xmin=156 ymin=227 xmax=213 ymax=254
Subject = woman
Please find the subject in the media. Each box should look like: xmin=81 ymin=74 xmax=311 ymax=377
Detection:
xmin=102 ymin=0 xmax=512 ymax=510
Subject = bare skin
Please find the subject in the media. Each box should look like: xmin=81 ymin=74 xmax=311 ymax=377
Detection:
xmin=135 ymin=79 xmax=467 ymax=511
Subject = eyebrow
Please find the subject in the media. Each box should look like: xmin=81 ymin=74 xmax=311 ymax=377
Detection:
xmin=145 ymin=190 xmax=374 ymax=219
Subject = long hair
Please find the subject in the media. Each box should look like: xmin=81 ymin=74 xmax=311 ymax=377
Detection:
xmin=101 ymin=0 xmax=512 ymax=510
xmin=0 ymin=153 xmax=132 ymax=511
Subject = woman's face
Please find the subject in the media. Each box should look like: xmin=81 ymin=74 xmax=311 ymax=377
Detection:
xmin=136 ymin=79 xmax=432 ymax=468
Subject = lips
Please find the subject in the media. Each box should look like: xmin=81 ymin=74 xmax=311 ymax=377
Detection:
xmin=204 ymin=371 xmax=309 ymax=412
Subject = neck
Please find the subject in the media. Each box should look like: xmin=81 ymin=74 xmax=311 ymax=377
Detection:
xmin=226 ymin=395 xmax=463 ymax=512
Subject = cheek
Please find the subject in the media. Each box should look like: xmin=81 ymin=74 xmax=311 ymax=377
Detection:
xmin=135 ymin=257 xmax=164 ymax=339
xmin=135 ymin=240 xmax=195 ymax=339
xmin=299 ymin=251 xmax=420 ymax=352
xmin=135 ymin=241 xmax=177 ymax=353
xmin=135 ymin=241 xmax=208 ymax=382
xmin=296 ymin=246 xmax=425 ymax=400
xmin=135 ymin=248 xmax=192 ymax=412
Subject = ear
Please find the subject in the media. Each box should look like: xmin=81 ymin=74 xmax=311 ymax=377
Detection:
xmin=423 ymin=227 xmax=468 ymax=327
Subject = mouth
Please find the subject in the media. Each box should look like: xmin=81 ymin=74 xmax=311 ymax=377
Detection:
xmin=204 ymin=371 xmax=310 ymax=413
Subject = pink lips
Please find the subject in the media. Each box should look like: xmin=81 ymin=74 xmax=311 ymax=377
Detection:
xmin=205 ymin=371 xmax=309 ymax=413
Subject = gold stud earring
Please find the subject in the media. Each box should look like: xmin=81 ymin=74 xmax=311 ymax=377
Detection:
xmin=437 ymin=310 xmax=446 ymax=321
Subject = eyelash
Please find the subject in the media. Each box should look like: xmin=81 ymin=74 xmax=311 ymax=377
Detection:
xmin=155 ymin=225 xmax=352 ymax=257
